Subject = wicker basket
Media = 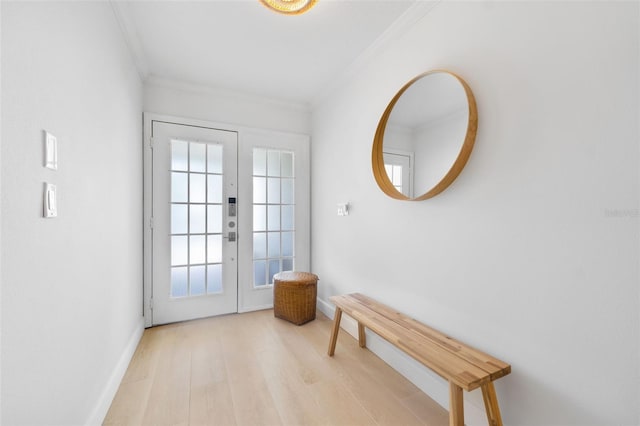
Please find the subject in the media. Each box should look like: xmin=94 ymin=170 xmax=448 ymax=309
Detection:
xmin=273 ymin=271 xmax=319 ymax=325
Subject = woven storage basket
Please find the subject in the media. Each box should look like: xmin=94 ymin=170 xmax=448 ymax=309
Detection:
xmin=273 ymin=271 xmax=319 ymax=325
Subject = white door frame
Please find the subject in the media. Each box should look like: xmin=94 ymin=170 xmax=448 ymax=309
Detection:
xmin=143 ymin=113 xmax=310 ymax=326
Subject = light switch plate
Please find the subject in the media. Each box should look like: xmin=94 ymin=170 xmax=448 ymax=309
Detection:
xmin=44 ymin=131 xmax=58 ymax=170
xmin=337 ymin=202 xmax=350 ymax=216
xmin=43 ymin=183 xmax=57 ymax=218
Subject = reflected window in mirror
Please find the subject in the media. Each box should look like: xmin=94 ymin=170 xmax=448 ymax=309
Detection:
xmin=383 ymin=150 xmax=413 ymax=198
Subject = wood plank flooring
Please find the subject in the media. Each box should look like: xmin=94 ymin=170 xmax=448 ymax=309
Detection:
xmin=104 ymin=310 xmax=448 ymax=426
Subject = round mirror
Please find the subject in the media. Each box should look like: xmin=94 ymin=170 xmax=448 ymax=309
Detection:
xmin=372 ymin=70 xmax=477 ymax=200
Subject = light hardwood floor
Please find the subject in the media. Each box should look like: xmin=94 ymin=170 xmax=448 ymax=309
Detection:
xmin=104 ymin=309 xmax=448 ymax=426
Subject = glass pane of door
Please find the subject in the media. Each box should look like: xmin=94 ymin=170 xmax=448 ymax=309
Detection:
xmin=170 ymin=141 xmax=225 ymax=297
xmin=252 ymin=148 xmax=295 ymax=287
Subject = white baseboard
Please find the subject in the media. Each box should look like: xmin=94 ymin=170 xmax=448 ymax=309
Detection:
xmin=86 ymin=317 xmax=145 ymax=425
xmin=238 ymin=303 xmax=273 ymax=313
xmin=317 ymin=298 xmax=487 ymax=425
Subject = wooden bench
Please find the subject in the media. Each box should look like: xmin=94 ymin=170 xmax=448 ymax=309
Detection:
xmin=327 ymin=293 xmax=511 ymax=426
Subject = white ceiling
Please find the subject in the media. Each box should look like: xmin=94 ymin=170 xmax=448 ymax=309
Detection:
xmin=113 ymin=0 xmax=430 ymax=107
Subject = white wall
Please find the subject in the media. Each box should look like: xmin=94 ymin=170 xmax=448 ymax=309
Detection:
xmin=0 ymin=2 xmax=3 ymax=422
xmin=144 ymin=77 xmax=311 ymax=135
xmin=312 ymin=2 xmax=639 ymax=424
xmin=1 ymin=2 xmax=143 ymax=424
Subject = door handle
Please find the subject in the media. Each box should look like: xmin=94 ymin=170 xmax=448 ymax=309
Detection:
xmin=225 ymin=231 xmax=236 ymax=242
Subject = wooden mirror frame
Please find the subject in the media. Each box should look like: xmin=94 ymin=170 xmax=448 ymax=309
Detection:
xmin=372 ymin=70 xmax=478 ymax=201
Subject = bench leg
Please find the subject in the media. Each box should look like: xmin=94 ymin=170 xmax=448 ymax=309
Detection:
xmin=358 ymin=322 xmax=366 ymax=348
xmin=327 ymin=307 xmax=343 ymax=356
xmin=449 ymin=382 xmax=464 ymax=426
xmin=481 ymin=382 xmax=503 ymax=426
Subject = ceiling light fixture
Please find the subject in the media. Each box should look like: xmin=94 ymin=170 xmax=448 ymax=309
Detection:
xmin=259 ymin=0 xmax=317 ymax=15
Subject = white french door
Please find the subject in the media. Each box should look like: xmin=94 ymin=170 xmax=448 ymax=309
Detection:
xmin=238 ymin=129 xmax=310 ymax=312
xmin=149 ymin=120 xmax=238 ymax=325
xmin=144 ymin=115 xmax=310 ymax=325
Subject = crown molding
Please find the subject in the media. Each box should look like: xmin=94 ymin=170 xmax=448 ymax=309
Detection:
xmin=109 ymin=0 xmax=437 ymax=112
xmin=109 ymin=0 xmax=308 ymax=112
xmin=145 ymin=75 xmax=312 ymax=113
xmin=109 ymin=0 xmax=150 ymax=81
xmin=310 ymin=0 xmax=441 ymax=109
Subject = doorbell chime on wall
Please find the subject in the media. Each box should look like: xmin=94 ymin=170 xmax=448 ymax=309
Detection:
xmin=43 ymin=183 xmax=57 ymax=218
xmin=43 ymin=130 xmax=59 ymax=218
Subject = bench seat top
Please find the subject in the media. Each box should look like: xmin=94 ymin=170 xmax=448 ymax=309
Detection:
xmin=330 ymin=293 xmax=511 ymax=391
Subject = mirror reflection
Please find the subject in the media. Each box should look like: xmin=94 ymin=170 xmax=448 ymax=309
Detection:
xmin=373 ymin=70 xmax=477 ymax=200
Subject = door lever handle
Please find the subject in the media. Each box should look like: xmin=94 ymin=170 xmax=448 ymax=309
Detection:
xmin=224 ymin=231 xmax=236 ymax=242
